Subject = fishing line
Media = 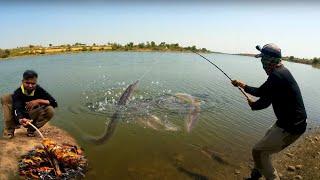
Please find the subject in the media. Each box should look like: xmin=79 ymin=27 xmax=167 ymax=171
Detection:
xmin=138 ymin=56 xmax=161 ymax=81
xmin=192 ymin=51 xmax=250 ymax=100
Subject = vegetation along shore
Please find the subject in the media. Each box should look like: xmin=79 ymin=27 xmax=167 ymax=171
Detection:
xmin=0 ymin=42 xmax=319 ymax=68
xmin=236 ymin=53 xmax=320 ymax=68
xmin=0 ymin=41 xmax=211 ymax=59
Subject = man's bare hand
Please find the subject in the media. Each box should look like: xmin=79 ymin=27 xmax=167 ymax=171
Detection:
xmin=247 ymin=97 xmax=254 ymax=107
xmin=25 ymin=100 xmax=40 ymax=111
xmin=231 ymin=80 xmax=246 ymax=89
xmin=19 ymin=118 xmax=32 ymax=127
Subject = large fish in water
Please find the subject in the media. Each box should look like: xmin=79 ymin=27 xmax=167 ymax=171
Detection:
xmin=135 ymin=115 xmax=179 ymax=132
xmin=174 ymin=93 xmax=201 ymax=133
xmin=188 ymin=144 xmax=233 ymax=167
xmin=85 ymin=80 xmax=139 ymax=144
xmin=117 ymin=80 xmax=139 ymax=106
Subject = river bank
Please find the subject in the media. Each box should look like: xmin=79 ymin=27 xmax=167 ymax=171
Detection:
xmin=0 ymin=42 xmax=211 ymax=60
xmin=0 ymin=123 xmax=80 ymax=180
xmin=0 ymin=49 xmax=214 ymax=62
xmin=1 ymin=48 xmax=318 ymax=70
xmin=274 ymin=127 xmax=320 ymax=180
xmin=235 ymin=126 xmax=320 ymax=180
xmin=1 ymin=124 xmax=319 ymax=179
xmin=235 ymin=53 xmax=320 ymax=69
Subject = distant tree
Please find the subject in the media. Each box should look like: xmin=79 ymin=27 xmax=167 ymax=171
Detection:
xmin=150 ymin=41 xmax=156 ymax=47
xmin=146 ymin=41 xmax=151 ymax=48
xmin=0 ymin=49 xmax=10 ymax=58
xmin=159 ymin=42 xmax=166 ymax=47
xmin=74 ymin=42 xmax=86 ymax=46
xmin=29 ymin=45 xmax=35 ymax=48
xmin=313 ymin=57 xmax=320 ymax=64
xmin=4 ymin=49 xmax=10 ymax=55
xmin=93 ymin=43 xmax=96 ymax=46
xmin=110 ymin=43 xmax=121 ymax=50
xmin=138 ymin=43 xmax=145 ymax=48
xmin=127 ymin=42 xmax=134 ymax=48
xmin=124 ymin=42 xmax=134 ymax=50
xmin=289 ymin=56 xmax=295 ymax=61
xmin=191 ymin=45 xmax=196 ymax=51
xmin=201 ymin=48 xmax=207 ymax=52
xmin=49 ymin=44 xmax=52 ymax=47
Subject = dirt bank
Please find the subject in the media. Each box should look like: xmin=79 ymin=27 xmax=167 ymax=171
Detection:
xmin=237 ymin=127 xmax=320 ymax=180
xmin=0 ymin=123 xmax=79 ymax=180
xmin=274 ymin=127 xmax=320 ymax=180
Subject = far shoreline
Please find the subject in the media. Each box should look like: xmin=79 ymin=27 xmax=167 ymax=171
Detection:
xmin=0 ymin=49 xmax=216 ymax=61
xmin=1 ymin=47 xmax=319 ymax=69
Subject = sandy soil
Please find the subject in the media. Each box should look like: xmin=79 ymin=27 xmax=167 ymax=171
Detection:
xmin=1 ymin=123 xmax=319 ymax=180
xmin=0 ymin=123 xmax=79 ymax=180
xmin=236 ymin=127 xmax=320 ymax=180
xmin=274 ymin=127 xmax=320 ymax=180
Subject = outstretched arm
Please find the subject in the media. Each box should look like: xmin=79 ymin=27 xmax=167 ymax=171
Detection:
xmin=232 ymin=76 xmax=273 ymax=97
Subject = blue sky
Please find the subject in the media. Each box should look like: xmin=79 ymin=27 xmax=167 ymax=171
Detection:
xmin=1 ymin=2 xmax=320 ymax=58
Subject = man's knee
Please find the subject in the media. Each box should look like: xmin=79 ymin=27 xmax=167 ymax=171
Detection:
xmin=44 ymin=106 xmax=55 ymax=119
xmin=252 ymin=145 xmax=268 ymax=160
xmin=252 ymin=148 xmax=262 ymax=158
xmin=1 ymin=94 xmax=12 ymax=106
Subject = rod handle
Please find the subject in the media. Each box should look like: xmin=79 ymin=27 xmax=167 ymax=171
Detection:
xmin=238 ymin=87 xmax=250 ymax=100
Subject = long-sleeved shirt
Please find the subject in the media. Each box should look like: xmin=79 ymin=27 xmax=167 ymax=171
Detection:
xmin=12 ymin=85 xmax=58 ymax=123
xmin=244 ymin=65 xmax=307 ymax=131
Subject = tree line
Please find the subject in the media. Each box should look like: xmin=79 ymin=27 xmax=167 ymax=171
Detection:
xmin=283 ymin=56 xmax=320 ymax=66
xmin=0 ymin=41 xmax=210 ymax=59
xmin=108 ymin=41 xmax=208 ymax=52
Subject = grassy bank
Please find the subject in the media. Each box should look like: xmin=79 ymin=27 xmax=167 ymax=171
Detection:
xmin=1 ymin=43 xmax=319 ymax=69
xmin=0 ymin=42 xmax=211 ymax=60
xmin=236 ymin=53 xmax=320 ymax=69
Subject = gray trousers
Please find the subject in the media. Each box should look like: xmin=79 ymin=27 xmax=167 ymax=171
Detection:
xmin=1 ymin=94 xmax=54 ymax=135
xmin=252 ymin=124 xmax=302 ymax=180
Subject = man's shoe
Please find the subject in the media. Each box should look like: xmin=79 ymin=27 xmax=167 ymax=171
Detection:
xmin=244 ymin=168 xmax=262 ymax=180
xmin=2 ymin=132 xmax=14 ymax=139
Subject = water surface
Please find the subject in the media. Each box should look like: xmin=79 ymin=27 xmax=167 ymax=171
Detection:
xmin=1 ymin=52 xmax=319 ymax=179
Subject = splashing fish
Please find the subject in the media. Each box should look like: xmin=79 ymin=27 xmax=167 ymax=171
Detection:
xmin=84 ymin=80 xmax=139 ymax=144
xmin=174 ymin=93 xmax=201 ymax=133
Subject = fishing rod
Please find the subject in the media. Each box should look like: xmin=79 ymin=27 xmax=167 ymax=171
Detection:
xmin=192 ymin=51 xmax=250 ymax=100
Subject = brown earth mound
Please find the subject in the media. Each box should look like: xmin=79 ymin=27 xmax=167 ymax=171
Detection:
xmin=0 ymin=124 xmax=78 ymax=180
xmin=239 ymin=127 xmax=320 ymax=180
xmin=274 ymin=128 xmax=320 ymax=180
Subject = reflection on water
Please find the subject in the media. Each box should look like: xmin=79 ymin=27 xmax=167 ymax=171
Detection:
xmin=0 ymin=52 xmax=319 ymax=179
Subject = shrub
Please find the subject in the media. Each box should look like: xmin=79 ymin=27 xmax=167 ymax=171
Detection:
xmin=0 ymin=49 xmax=10 ymax=58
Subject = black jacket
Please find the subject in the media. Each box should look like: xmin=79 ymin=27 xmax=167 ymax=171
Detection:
xmin=12 ymin=85 xmax=58 ymax=123
xmin=244 ymin=65 xmax=307 ymax=133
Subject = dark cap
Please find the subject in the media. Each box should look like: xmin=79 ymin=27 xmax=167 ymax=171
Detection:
xmin=255 ymin=43 xmax=282 ymax=58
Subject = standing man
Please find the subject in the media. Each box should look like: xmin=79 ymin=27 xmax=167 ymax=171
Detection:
xmin=1 ymin=70 xmax=58 ymax=138
xmin=232 ymin=44 xmax=307 ymax=180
